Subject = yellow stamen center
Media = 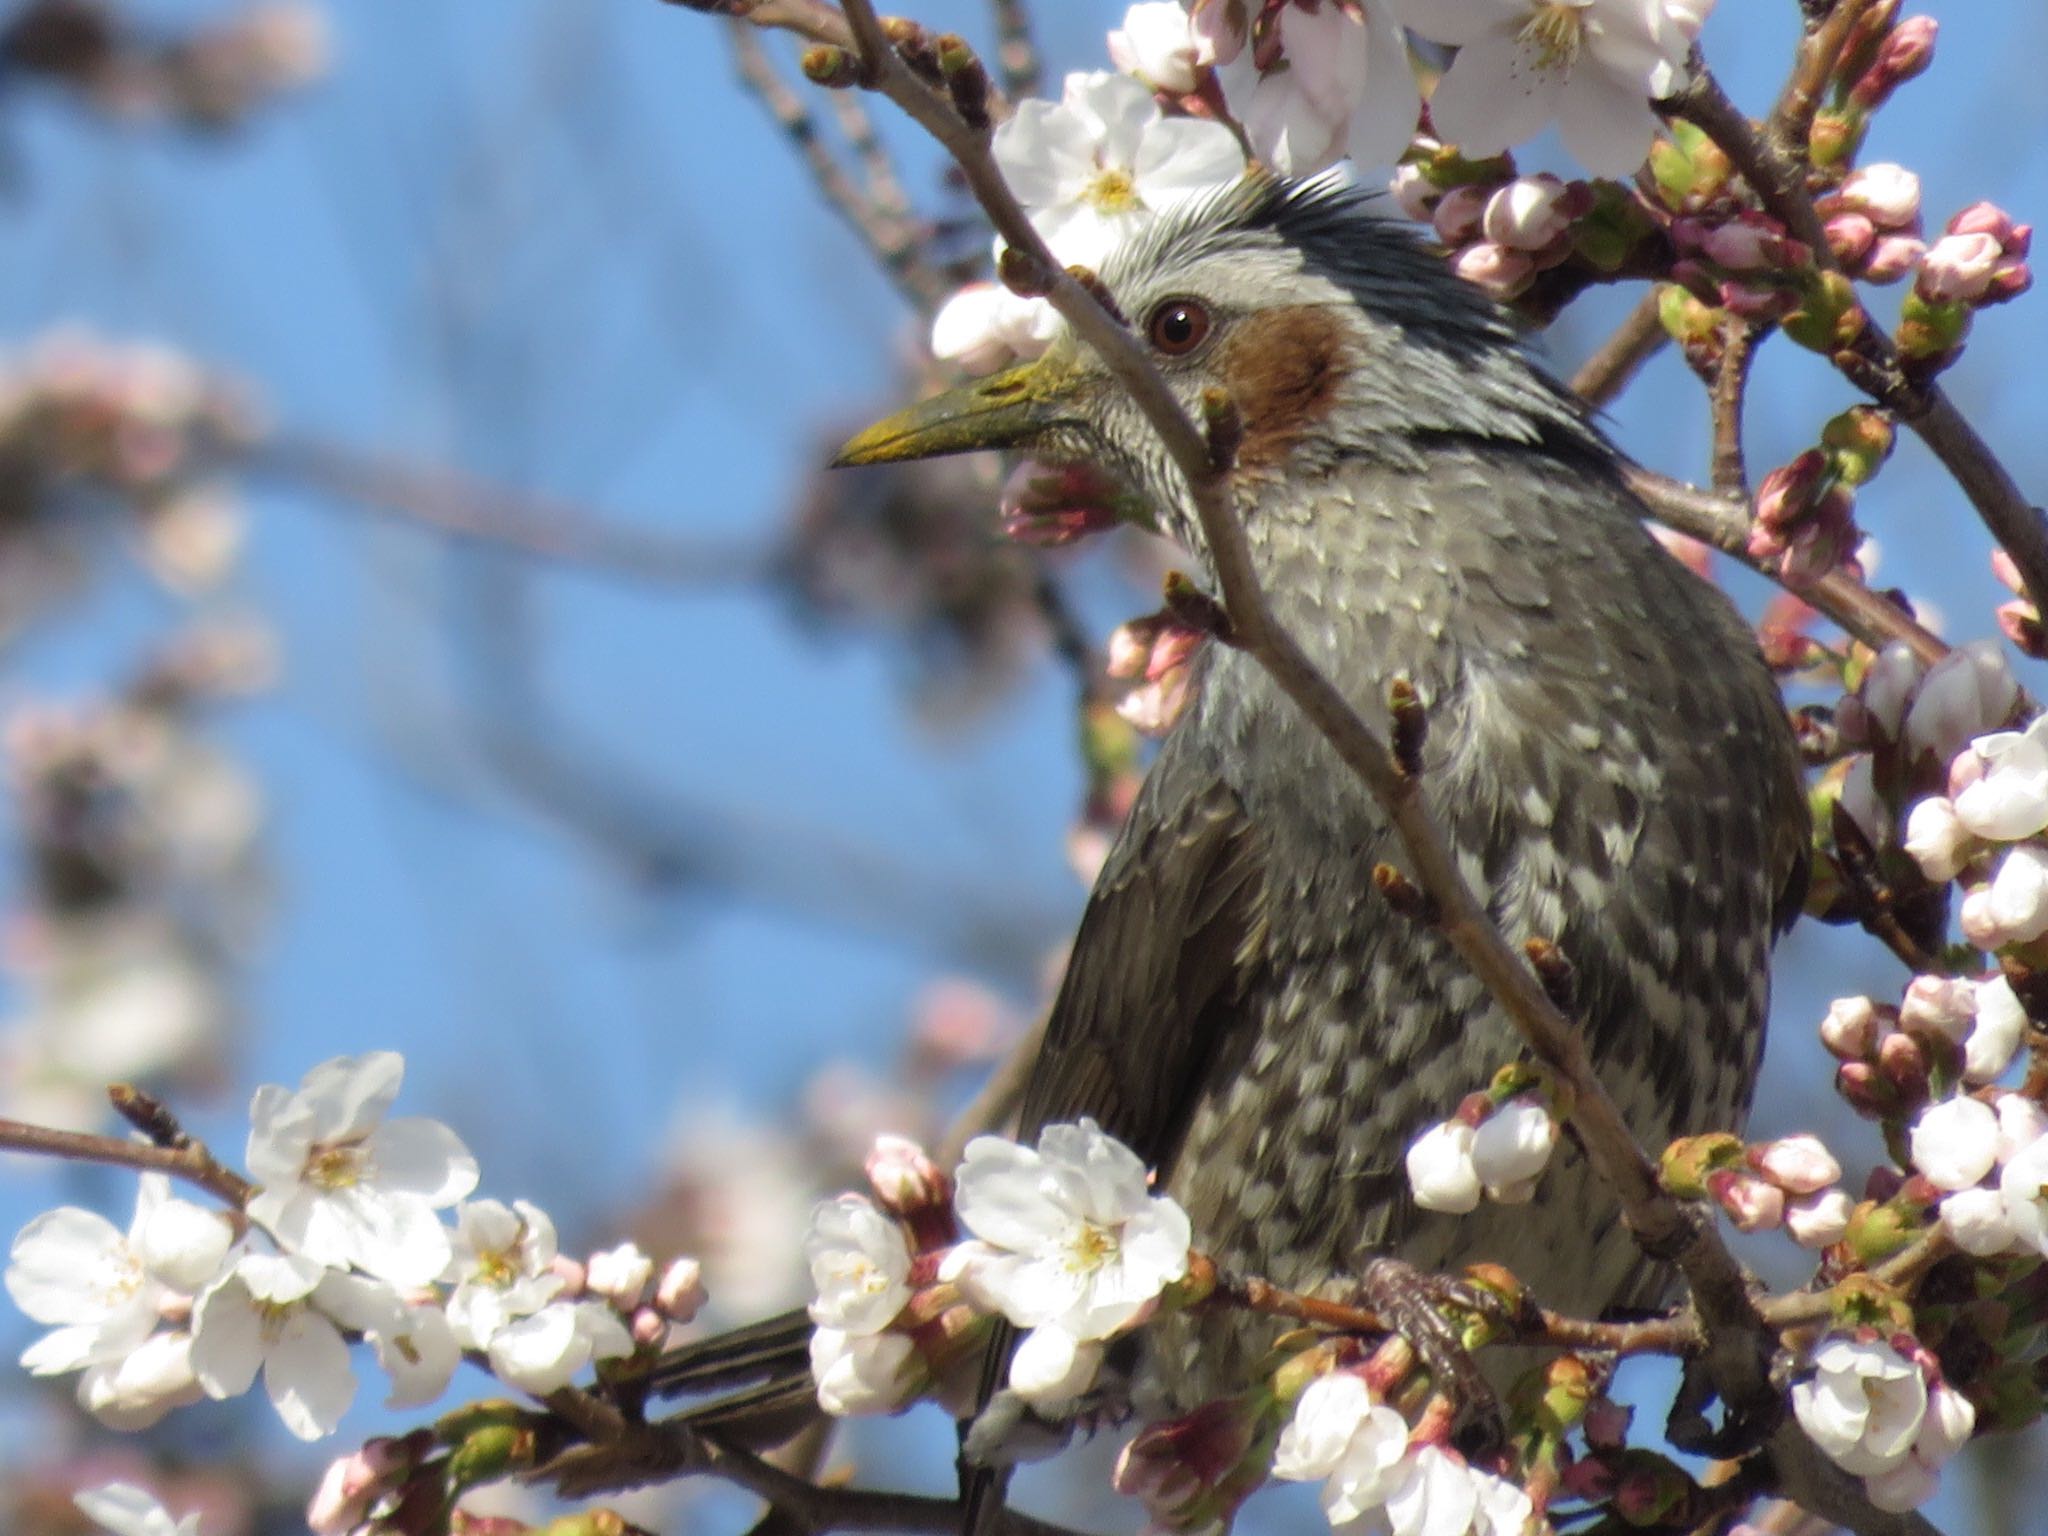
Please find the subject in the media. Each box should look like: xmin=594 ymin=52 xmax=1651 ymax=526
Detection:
xmin=1065 ymin=1222 xmax=1118 ymax=1273
xmin=307 ymin=1142 xmax=368 ymax=1190
xmin=1083 ymin=168 xmax=1141 ymax=214
xmin=1517 ymin=3 xmax=1585 ymax=76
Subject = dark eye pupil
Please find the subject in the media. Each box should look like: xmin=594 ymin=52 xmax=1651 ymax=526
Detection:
xmin=1149 ymin=299 xmax=1209 ymax=354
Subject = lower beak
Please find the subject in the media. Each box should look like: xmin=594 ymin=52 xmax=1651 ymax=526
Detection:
xmin=832 ymin=358 xmax=1073 ymax=466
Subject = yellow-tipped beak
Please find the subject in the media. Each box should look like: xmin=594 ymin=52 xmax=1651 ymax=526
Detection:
xmin=832 ymin=358 xmax=1074 ymax=467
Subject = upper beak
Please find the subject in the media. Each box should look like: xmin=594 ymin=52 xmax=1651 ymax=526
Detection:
xmin=831 ymin=357 xmax=1076 ymax=467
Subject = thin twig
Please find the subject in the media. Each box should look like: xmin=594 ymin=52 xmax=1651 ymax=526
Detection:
xmin=727 ymin=24 xmax=947 ymax=310
xmin=1770 ymin=0 xmax=1881 ymax=153
xmin=250 ymin=435 xmax=772 ymax=585
xmin=0 ymin=1114 xmax=254 ymax=1206
xmin=938 ymin=1009 xmax=1048 ymax=1165
xmin=1569 ymin=289 xmax=1667 ymax=408
xmin=984 ymin=0 xmax=1039 ymax=102
xmin=1711 ymin=319 xmax=1758 ymax=497
xmin=1665 ymin=68 xmax=2048 ymax=612
xmin=1623 ymin=465 xmax=1948 ymax=666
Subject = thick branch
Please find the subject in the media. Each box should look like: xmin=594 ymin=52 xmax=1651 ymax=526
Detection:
xmin=1569 ymin=289 xmax=1667 ymax=408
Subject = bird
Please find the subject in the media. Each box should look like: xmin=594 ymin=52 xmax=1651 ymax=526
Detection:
xmin=661 ymin=171 xmax=1807 ymax=1503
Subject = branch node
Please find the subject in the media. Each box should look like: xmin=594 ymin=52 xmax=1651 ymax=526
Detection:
xmin=1522 ymin=938 xmax=1576 ymax=1014
xmin=799 ymin=44 xmax=861 ymax=88
xmin=932 ymin=33 xmax=990 ymax=131
xmin=1200 ymin=386 xmax=1241 ymax=474
xmin=109 ymin=1083 xmax=188 ymax=1149
xmin=1373 ymin=863 xmax=1439 ymax=925
xmin=1388 ymin=677 xmax=1427 ymax=778
xmin=995 ymin=243 xmax=1055 ymax=299
xmin=1162 ymin=570 xmax=1235 ymax=647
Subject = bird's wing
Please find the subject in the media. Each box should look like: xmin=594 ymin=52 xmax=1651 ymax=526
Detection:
xmin=1015 ymin=740 xmax=1269 ymax=1156
xmin=965 ymin=732 xmax=1267 ymax=1536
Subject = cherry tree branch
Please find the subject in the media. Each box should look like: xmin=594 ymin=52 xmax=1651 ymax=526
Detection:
xmin=0 ymin=1101 xmax=254 ymax=1207
xmin=1663 ymin=67 xmax=2048 ymax=611
xmin=1568 ymin=289 xmax=1667 ymax=407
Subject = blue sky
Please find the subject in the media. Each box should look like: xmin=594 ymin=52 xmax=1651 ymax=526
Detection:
xmin=0 ymin=1 xmax=2044 ymax=1529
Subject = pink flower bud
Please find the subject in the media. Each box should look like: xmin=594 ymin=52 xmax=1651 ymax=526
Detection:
xmin=655 ymin=1256 xmax=707 ymax=1322
xmin=1431 ymin=184 xmax=1489 ymax=247
xmin=1117 ymin=665 xmax=1194 ymax=736
xmin=1786 ymin=1188 xmax=1854 ymax=1248
xmin=1918 ymin=232 xmax=2003 ymax=303
xmin=1878 ymin=1029 xmax=1931 ymax=1108
xmin=1449 ymin=241 xmax=1535 ymax=299
xmin=309 ymin=1448 xmax=392 ymax=1536
xmin=1752 ymin=1133 xmax=1843 ymax=1195
xmin=1107 ymin=620 xmax=1155 ymax=679
xmin=1900 ymin=976 xmax=1977 ymax=1045
xmin=1863 ymin=233 xmax=1927 ymax=284
xmin=631 ymin=1305 xmax=669 ymax=1347
xmin=1707 ymin=1168 xmax=1785 ymax=1231
xmin=1821 ymin=995 xmax=1881 ymax=1060
xmin=1851 ymin=15 xmax=1936 ymax=108
xmin=1388 ymin=164 xmax=1439 ymax=223
xmin=1700 ymin=211 xmax=1800 ymax=271
xmin=998 ymin=459 xmax=1121 ymax=546
xmin=1826 ymin=212 xmax=1877 ymax=267
xmin=1832 ymin=163 xmax=1922 ymax=230
xmin=1947 ymin=201 xmax=2017 ymax=244
xmin=1107 ymin=2 xmax=1204 ymax=94
xmin=1482 ymin=175 xmax=1573 ymax=251
xmin=1754 ymin=450 xmax=1827 ymax=530
xmin=865 ymin=1133 xmax=952 ymax=1221
xmin=549 ymin=1254 xmax=587 ymax=1297
xmin=587 ymin=1241 xmax=654 ymax=1310
xmin=1837 ymin=1060 xmax=1890 ymax=1118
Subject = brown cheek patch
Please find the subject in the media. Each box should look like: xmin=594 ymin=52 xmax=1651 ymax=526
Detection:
xmin=1216 ymin=305 xmax=1349 ymax=471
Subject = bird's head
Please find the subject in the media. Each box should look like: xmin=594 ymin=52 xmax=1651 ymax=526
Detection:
xmin=835 ymin=174 xmax=1601 ymax=556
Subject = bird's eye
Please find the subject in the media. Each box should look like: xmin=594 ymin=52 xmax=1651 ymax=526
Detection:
xmin=1145 ymin=298 xmax=1212 ymax=356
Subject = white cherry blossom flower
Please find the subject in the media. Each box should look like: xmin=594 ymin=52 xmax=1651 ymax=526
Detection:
xmin=9 ymin=1190 xmax=168 ymax=1381
xmin=1995 ymin=1092 xmax=2048 ymax=1161
xmin=1272 ymin=1371 xmax=1410 ymax=1524
xmin=1939 ymin=1186 xmax=2017 ymax=1256
xmin=1961 ymin=843 xmax=2048 ymax=948
xmin=444 ymin=1198 xmax=562 ymax=1350
xmin=945 ymin=1119 xmax=1190 ymax=1340
xmin=1406 ymin=1120 xmax=1483 ymax=1213
xmin=245 ymin=1051 xmax=478 ymax=1289
xmin=1109 ymin=2 xmax=1206 ymax=94
xmin=930 ymin=282 xmax=1060 ymax=374
xmin=586 ymin=1240 xmax=654 ymax=1311
xmin=74 ymin=1484 xmax=202 ymax=1536
xmin=1865 ymin=1381 xmax=1976 ymax=1512
xmin=1470 ymin=1098 xmax=1556 ymax=1202
xmin=486 ymin=1297 xmax=634 ymax=1395
xmin=1965 ymin=976 xmax=2027 ymax=1083
xmin=2000 ymin=1130 xmax=2048 ymax=1256
xmin=1395 ymin=0 xmax=1697 ymax=176
xmin=1009 ymin=1321 xmax=1104 ymax=1409
xmin=315 ymin=1271 xmax=459 ymax=1409
xmin=1909 ymin=1096 xmax=1999 ymax=1192
xmin=1792 ymin=1336 xmax=1928 ymax=1476
xmin=1903 ymin=796 xmax=1971 ymax=882
xmin=1952 ymin=715 xmax=2048 ymax=840
xmin=810 ymin=1324 xmax=922 ymax=1416
xmin=993 ymin=71 xmax=1245 ymax=272
xmin=1482 ymin=174 xmax=1573 ymax=249
xmin=1214 ymin=0 xmax=1419 ymax=175
xmin=191 ymin=1250 xmax=357 ymax=1440
xmin=1903 ymin=640 xmax=2020 ymax=767
xmin=1384 ymin=1444 xmax=1532 ymax=1536
xmin=77 ymin=1329 xmax=203 ymax=1431
xmin=805 ymin=1194 xmax=912 ymax=1335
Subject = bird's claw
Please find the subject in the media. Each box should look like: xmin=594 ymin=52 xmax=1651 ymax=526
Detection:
xmin=1354 ymin=1257 xmax=1506 ymax=1456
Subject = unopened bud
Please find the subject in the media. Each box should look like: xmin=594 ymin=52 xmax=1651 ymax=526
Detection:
xmin=1787 ymin=1188 xmax=1855 ymax=1248
xmin=631 ymin=1306 xmax=669 ymax=1348
xmin=1851 ymin=14 xmax=1937 ymax=109
xmin=586 ymin=1241 xmax=654 ymax=1311
xmin=1752 ymin=1133 xmax=1843 ymax=1195
xmin=655 ymin=1257 xmax=706 ymax=1323
xmin=1782 ymin=269 xmax=1867 ymax=352
xmin=1659 ymin=1132 xmax=1745 ymax=1199
xmin=1708 ymin=1168 xmax=1786 ymax=1231
xmin=1878 ymin=1028 xmax=1932 ymax=1108
xmin=1821 ymin=405 xmax=1896 ymax=484
xmin=801 ymin=46 xmax=862 ymax=88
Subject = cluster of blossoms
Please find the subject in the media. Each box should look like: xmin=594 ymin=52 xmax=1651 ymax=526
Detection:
xmin=1745 ymin=407 xmax=1896 ymax=592
xmin=1404 ymin=1077 xmax=1559 ymax=1212
xmin=5 ymin=1052 xmax=705 ymax=1461
xmin=0 ymin=625 xmax=274 ymax=1133
xmin=2 ymin=0 xmax=328 ymax=133
xmin=0 ymin=328 xmax=261 ymax=612
xmin=1899 ymin=697 xmax=2048 ymax=946
xmin=1663 ymin=1131 xmax=1852 ymax=1246
xmin=804 ymin=1121 xmax=1191 ymax=1415
xmin=1792 ymin=1334 xmax=1976 ymax=1512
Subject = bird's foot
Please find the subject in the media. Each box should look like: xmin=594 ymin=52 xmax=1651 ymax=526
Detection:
xmin=1353 ymin=1257 xmax=1508 ymax=1457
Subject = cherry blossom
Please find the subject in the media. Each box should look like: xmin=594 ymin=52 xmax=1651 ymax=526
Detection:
xmin=805 ymin=1193 xmax=913 ymax=1335
xmin=944 ymin=1118 xmax=1191 ymax=1340
xmin=586 ymin=1240 xmax=655 ymax=1310
xmin=245 ymin=1051 xmax=479 ymax=1288
xmin=1938 ymin=1186 xmax=2016 ymax=1257
xmin=191 ymin=1250 xmax=358 ymax=1440
xmin=1469 ymin=1097 xmax=1557 ymax=1202
xmin=74 ymin=1484 xmax=202 ymax=1536
xmin=485 ymin=1297 xmax=634 ymax=1395
xmin=1908 ymin=1096 xmax=1999 ymax=1192
xmin=1785 ymin=1188 xmax=1853 ymax=1249
xmin=1008 ymin=1319 xmax=1104 ymax=1409
xmin=1212 ymin=0 xmax=1420 ymax=175
xmin=992 ymin=71 xmax=1245 ymax=272
xmin=1108 ymin=2 xmax=1206 ymax=95
xmin=1394 ymin=0 xmax=1700 ymax=177
xmin=1960 ymin=842 xmax=2048 ymax=948
xmin=1865 ymin=1381 xmax=1976 ymax=1512
xmin=1406 ymin=1120 xmax=1482 ymax=1213
xmin=930 ymin=282 xmax=1059 ymax=375
xmin=2000 ymin=1129 xmax=2048 ymax=1256
xmin=810 ymin=1324 xmax=923 ymax=1416
xmin=1792 ymin=1336 xmax=1928 ymax=1477
xmin=1902 ymin=795 xmax=1970 ymax=881
xmin=442 ymin=1198 xmax=562 ymax=1350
